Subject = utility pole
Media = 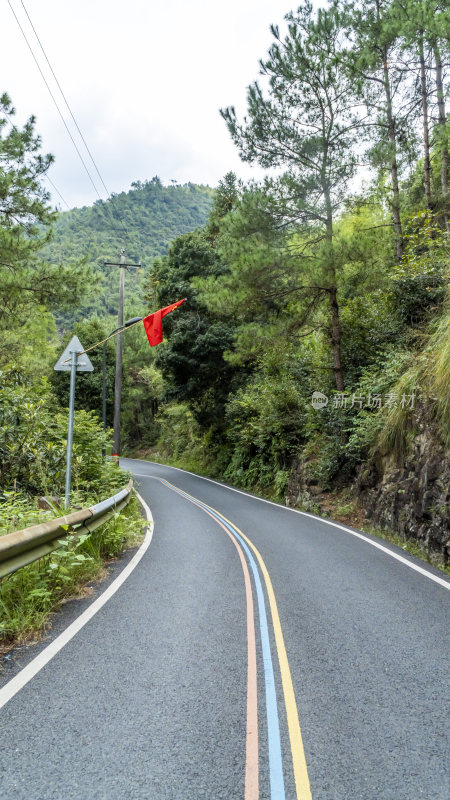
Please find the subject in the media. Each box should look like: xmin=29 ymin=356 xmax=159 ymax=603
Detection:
xmin=104 ymin=249 xmax=141 ymax=460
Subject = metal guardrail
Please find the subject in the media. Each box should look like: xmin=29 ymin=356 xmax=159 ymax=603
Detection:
xmin=0 ymin=480 xmax=133 ymax=579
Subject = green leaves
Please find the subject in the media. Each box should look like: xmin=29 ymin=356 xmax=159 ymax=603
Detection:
xmin=43 ymin=180 xmax=214 ymax=327
xmin=147 ymin=229 xmax=237 ymax=429
xmin=0 ymin=367 xmax=125 ymax=498
xmin=0 ymin=94 xmax=90 ymax=326
xmin=221 ymin=3 xmax=362 ymax=227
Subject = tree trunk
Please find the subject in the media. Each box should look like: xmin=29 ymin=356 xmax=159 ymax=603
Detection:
xmin=433 ymin=42 xmax=449 ymax=231
xmin=329 ymin=287 xmax=344 ymax=391
xmin=419 ymin=37 xmax=432 ymax=209
xmin=323 ymin=190 xmax=344 ymax=391
xmin=383 ymin=53 xmax=403 ymax=259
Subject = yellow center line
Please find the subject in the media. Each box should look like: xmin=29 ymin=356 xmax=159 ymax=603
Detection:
xmin=159 ymin=478 xmax=312 ymax=800
xmin=208 ymin=508 xmax=313 ymax=800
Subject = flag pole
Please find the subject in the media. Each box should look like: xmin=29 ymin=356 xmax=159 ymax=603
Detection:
xmin=61 ymin=300 xmax=187 ymax=363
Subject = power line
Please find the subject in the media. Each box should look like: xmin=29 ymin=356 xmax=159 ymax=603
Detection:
xmin=20 ymin=0 xmax=111 ymax=200
xmin=12 ymin=0 xmax=134 ymax=253
xmin=44 ymin=173 xmax=71 ymax=211
xmin=8 ymin=0 xmax=103 ymax=201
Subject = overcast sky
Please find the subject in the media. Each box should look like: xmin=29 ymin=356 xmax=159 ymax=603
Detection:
xmin=1 ymin=0 xmax=301 ymax=209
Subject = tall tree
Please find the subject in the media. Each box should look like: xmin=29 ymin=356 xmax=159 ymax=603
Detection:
xmin=146 ymin=229 xmax=237 ymax=428
xmin=418 ymin=31 xmax=432 ymax=209
xmin=431 ymin=36 xmax=449 ymax=230
xmin=0 ymin=93 xmax=87 ymax=325
xmin=206 ymin=171 xmax=240 ymax=242
xmin=390 ymin=0 xmax=450 ymax=225
xmin=389 ymin=0 xmax=432 ymax=208
xmin=221 ymin=2 xmax=367 ymax=390
xmin=338 ymin=0 xmax=413 ymax=260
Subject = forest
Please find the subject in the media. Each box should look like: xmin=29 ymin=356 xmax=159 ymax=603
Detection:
xmin=1 ymin=0 xmax=449 ymax=574
xmin=146 ymin=0 xmax=449 ymax=561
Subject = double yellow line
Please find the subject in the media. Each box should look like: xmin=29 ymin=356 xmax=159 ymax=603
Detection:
xmin=159 ymin=478 xmax=312 ymax=799
xmin=217 ymin=507 xmax=312 ymax=800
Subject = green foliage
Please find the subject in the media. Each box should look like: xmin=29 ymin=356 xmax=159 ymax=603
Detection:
xmin=339 ymin=292 xmax=402 ymax=384
xmin=391 ymin=211 xmax=448 ymax=324
xmin=43 ymin=178 xmax=214 ymax=326
xmin=221 ymin=3 xmax=362 ymax=225
xmin=377 ymin=293 xmax=450 ymax=455
xmin=206 ymin=171 xmax=241 ymax=241
xmin=343 ymin=348 xmax=413 ymax=458
xmin=0 ymin=93 xmax=90 ymax=327
xmin=148 ymin=229 xmax=237 ymax=428
xmin=222 ymin=345 xmax=309 ymax=490
xmin=148 ymin=166 xmax=448 ymax=499
xmin=0 ymin=309 xmax=58 ymax=378
xmin=0 ymin=367 xmax=123 ymax=498
xmin=156 ymin=403 xmax=204 ymax=462
xmin=152 ymin=402 xmax=217 ymax=477
xmin=121 ymin=328 xmax=165 ymax=449
xmin=221 ymin=4 xmax=379 ymax=389
xmin=0 ymin=492 xmax=53 ymax=535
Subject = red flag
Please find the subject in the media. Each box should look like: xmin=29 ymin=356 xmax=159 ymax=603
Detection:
xmin=142 ymin=298 xmax=186 ymax=346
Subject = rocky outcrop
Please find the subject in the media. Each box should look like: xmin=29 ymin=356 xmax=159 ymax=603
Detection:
xmin=285 ymin=457 xmax=323 ymax=514
xmin=286 ymin=418 xmax=450 ymax=564
xmin=356 ymin=427 xmax=450 ymax=564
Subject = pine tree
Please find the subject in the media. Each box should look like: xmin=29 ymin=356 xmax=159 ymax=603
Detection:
xmin=221 ymin=2 xmax=366 ymax=390
xmin=338 ymin=0 xmax=414 ymax=260
xmin=390 ymin=0 xmax=449 ymax=225
xmin=0 ymin=93 xmax=87 ymax=326
xmin=420 ymin=1 xmax=450 ymax=229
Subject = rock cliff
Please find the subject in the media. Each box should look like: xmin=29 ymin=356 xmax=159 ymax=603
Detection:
xmin=286 ymin=413 xmax=450 ymax=565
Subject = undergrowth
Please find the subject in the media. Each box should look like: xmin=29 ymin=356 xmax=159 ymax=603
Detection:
xmin=360 ymin=522 xmax=450 ymax=576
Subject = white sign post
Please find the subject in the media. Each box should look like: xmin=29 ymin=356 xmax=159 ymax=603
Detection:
xmin=54 ymin=336 xmax=94 ymax=509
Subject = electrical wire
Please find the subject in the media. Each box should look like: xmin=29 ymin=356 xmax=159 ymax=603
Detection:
xmin=21 ymin=0 xmax=111 ymax=200
xmin=19 ymin=0 xmax=132 ymax=250
xmin=44 ymin=173 xmax=72 ymax=211
xmin=8 ymin=1 xmax=141 ymax=261
xmin=61 ymin=315 xmax=146 ymax=362
xmin=8 ymin=0 xmax=103 ymax=201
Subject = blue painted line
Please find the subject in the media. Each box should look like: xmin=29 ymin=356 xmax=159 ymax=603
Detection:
xmin=159 ymin=479 xmax=286 ymax=800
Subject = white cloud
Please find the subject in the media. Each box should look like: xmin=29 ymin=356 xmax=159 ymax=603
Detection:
xmin=2 ymin=0 xmax=294 ymax=208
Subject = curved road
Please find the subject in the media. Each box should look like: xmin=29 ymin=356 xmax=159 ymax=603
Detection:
xmin=0 ymin=459 xmax=449 ymax=799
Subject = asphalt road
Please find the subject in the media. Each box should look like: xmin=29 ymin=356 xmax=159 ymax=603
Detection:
xmin=0 ymin=459 xmax=449 ymax=800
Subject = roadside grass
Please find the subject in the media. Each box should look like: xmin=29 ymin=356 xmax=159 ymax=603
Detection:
xmin=0 ymin=495 xmax=145 ymax=657
xmin=358 ymin=522 xmax=450 ymax=576
xmin=0 ymin=491 xmax=55 ymax=535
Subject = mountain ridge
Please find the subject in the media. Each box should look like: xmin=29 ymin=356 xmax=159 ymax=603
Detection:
xmin=43 ymin=176 xmax=214 ymax=325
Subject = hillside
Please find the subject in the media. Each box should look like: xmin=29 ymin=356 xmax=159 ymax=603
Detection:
xmin=43 ymin=177 xmax=214 ymax=325
xmin=2 ymin=0 xmax=449 ymax=571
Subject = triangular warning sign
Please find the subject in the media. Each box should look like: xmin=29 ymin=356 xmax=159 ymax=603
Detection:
xmin=54 ymin=335 xmax=94 ymax=372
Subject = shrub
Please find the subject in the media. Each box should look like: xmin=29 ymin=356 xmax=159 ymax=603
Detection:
xmin=0 ymin=366 xmax=125 ymax=502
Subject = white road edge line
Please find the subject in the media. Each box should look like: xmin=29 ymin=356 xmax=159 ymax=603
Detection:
xmin=0 ymin=491 xmax=154 ymax=711
xmin=130 ymin=461 xmax=450 ymax=591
